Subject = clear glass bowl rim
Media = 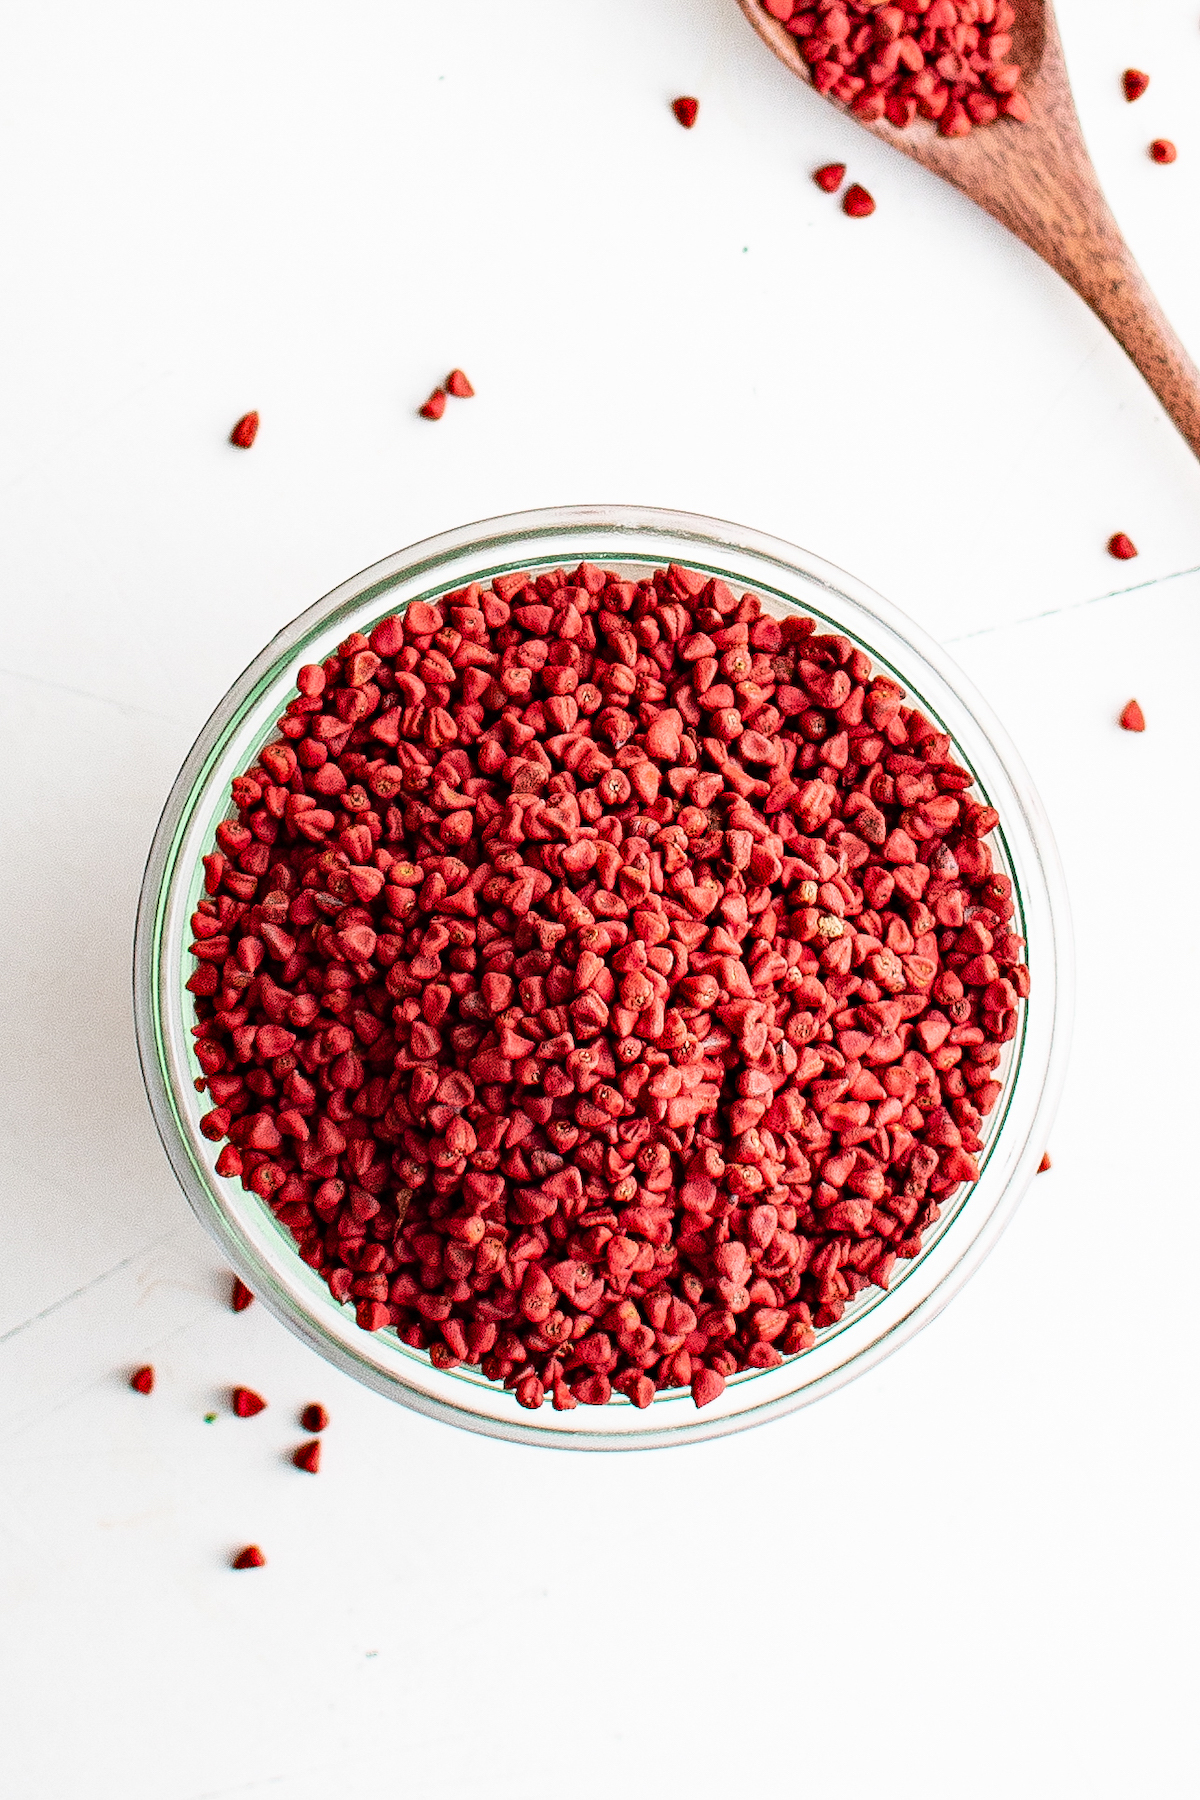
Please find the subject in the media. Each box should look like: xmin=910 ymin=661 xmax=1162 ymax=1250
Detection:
xmin=133 ymin=503 xmax=1073 ymax=1451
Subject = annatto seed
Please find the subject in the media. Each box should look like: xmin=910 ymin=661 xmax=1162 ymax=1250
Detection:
xmin=773 ymin=0 xmax=1027 ymax=138
xmin=189 ymin=557 xmax=1029 ymax=1412
xmin=229 ymin=412 xmax=259 ymax=449
xmin=293 ymin=1439 xmax=322 ymax=1473
xmin=232 ymin=1545 xmax=266 ymax=1569
xmin=1119 ymin=699 xmax=1146 ymax=733
xmin=672 ymin=96 xmax=699 ymax=129
xmin=1122 ymin=69 xmax=1149 ymax=103
xmin=843 ymin=183 xmax=876 ymax=217
xmin=232 ymin=1386 xmax=267 ymax=1417
xmin=231 ymin=1277 xmax=255 ymax=1312
xmin=301 ymin=1403 xmax=330 ymax=1433
xmin=1149 ymin=139 xmax=1177 ymax=164
xmin=446 ymin=370 xmax=475 ymax=399
xmin=1107 ymin=532 xmax=1138 ymax=560
xmin=419 ymin=388 xmax=447 ymax=420
xmin=130 ymin=1365 xmax=155 ymax=1394
xmin=813 ymin=162 xmax=846 ymax=192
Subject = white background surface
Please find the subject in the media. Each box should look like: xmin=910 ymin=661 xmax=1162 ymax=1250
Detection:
xmin=2 ymin=3 xmax=1198 ymax=1795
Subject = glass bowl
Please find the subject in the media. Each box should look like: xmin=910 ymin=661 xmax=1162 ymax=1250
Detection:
xmin=134 ymin=505 xmax=1072 ymax=1449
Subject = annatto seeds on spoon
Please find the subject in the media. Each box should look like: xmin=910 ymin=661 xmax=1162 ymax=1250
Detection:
xmin=188 ymin=562 xmax=1028 ymax=1410
xmin=767 ymin=0 xmax=1028 ymax=136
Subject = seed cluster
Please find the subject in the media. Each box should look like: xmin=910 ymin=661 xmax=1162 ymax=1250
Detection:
xmin=763 ymin=0 xmax=1028 ymax=136
xmin=188 ymin=561 xmax=1028 ymax=1411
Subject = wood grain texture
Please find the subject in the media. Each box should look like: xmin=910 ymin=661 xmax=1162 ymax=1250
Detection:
xmin=736 ymin=0 xmax=1200 ymax=460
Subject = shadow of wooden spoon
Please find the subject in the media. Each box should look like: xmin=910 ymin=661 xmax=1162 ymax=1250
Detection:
xmin=736 ymin=0 xmax=1200 ymax=459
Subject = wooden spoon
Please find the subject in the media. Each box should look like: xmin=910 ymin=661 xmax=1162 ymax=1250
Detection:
xmin=736 ymin=0 xmax=1200 ymax=459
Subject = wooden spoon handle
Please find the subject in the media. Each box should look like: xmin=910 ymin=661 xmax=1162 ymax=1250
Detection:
xmin=971 ymin=11 xmax=1200 ymax=459
xmin=1041 ymin=208 xmax=1200 ymax=462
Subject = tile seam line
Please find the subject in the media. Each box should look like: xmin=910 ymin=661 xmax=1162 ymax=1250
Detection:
xmin=0 ymin=660 xmax=178 ymax=722
xmin=4 ymin=1288 xmax=225 ymax=1444
xmin=943 ymin=562 xmax=1200 ymax=643
xmin=0 ymin=1228 xmax=183 ymax=1347
xmin=0 ymin=366 xmax=174 ymax=498
xmin=186 ymin=1775 xmax=310 ymax=1800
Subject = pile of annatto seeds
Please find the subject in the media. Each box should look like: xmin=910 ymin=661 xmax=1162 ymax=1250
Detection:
xmin=188 ymin=561 xmax=1028 ymax=1412
xmin=762 ymin=0 xmax=1028 ymax=135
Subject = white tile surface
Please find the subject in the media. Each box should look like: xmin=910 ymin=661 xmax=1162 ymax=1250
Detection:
xmin=1 ymin=3 xmax=1197 ymax=1796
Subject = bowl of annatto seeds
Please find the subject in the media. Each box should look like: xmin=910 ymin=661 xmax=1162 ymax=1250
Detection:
xmin=135 ymin=506 xmax=1071 ymax=1447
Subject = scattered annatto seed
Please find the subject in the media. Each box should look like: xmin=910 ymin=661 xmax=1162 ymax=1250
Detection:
xmin=1122 ymin=69 xmax=1150 ymax=102
xmin=843 ymin=183 xmax=876 ymax=217
xmin=446 ymin=370 xmax=475 ymax=399
xmin=1149 ymin=139 xmax=1177 ymax=164
xmin=232 ymin=1546 xmax=266 ymax=1569
xmin=232 ymin=1386 xmax=268 ymax=1417
xmin=130 ymin=1365 xmax=155 ymax=1394
xmin=301 ymin=1404 xmax=330 ymax=1433
xmin=672 ymin=96 xmax=699 ymax=129
xmin=231 ymin=1277 xmax=255 ymax=1312
xmin=229 ymin=412 xmax=259 ymax=450
xmin=1037 ymin=1152 xmax=1051 ymax=1173
xmin=813 ymin=162 xmax=847 ymax=192
xmin=419 ymin=389 xmax=447 ymax=421
xmin=1119 ymin=699 xmax=1146 ymax=733
xmin=293 ymin=1440 xmax=322 ymax=1473
xmin=1107 ymin=532 xmax=1138 ymax=560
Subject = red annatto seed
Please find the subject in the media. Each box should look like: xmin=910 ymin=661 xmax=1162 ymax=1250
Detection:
xmin=1119 ymin=699 xmax=1146 ymax=732
xmin=130 ymin=1365 xmax=154 ymax=1394
xmin=1149 ymin=139 xmax=1177 ymax=164
xmin=229 ymin=412 xmax=259 ymax=449
xmin=301 ymin=1403 xmax=330 ymax=1433
xmin=446 ymin=369 xmax=475 ymax=399
xmin=1037 ymin=1152 xmax=1052 ymax=1172
xmin=1122 ymin=69 xmax=1149 ymax=103
xmin=190 ymin=551 xmax=1029 ymax=1414
xmin=419 ymin=388 xmax=447 ymax=420
xmin=813 ymin=162 xmax=846 ymax=192
xmin=672 ymin=96 xmax=699 ymax=129
xmin=232 ymin=1546 xmax=266 ymax=1569
xmin=692 ymin=1366 xmax=725 ymax=1409
xmin=1107 ymin=532 xmax=1138 ymax=560
xmin=232 ymin=1386 xmax=267 ymax=1417
xmin=231 ymin=1277 xmax=255 ymax=1312
xmin=292 ymin=1440 xmax=322 ymax=1473
xmin=843 ymin=183 xmax=876 ymax=217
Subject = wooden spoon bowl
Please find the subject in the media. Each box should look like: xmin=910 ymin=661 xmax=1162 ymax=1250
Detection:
xmin=736 ymin=0 xmax=1200 ymax=458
